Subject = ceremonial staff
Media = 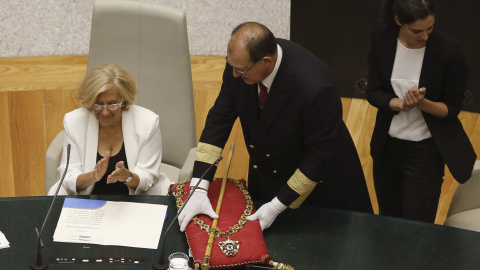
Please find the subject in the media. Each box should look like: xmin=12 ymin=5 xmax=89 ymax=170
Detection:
xmin=199 ymin=143 xmax=235 ymax=270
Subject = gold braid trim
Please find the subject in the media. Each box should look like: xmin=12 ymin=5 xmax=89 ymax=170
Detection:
xmin=286 ymin=169 xmax=318 ymax=209
xmin=195 ymin=142 xmax=223 ymax=164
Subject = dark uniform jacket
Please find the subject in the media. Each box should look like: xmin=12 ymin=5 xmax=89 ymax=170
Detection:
xmin=193 ymin=38 xmax=372 ymax=213
xmin=367 ymin=24 xmax=476 ymax=183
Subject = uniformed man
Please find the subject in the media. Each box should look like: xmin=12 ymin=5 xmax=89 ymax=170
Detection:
xmin=178 ymin=22 xmax=373 ymax=231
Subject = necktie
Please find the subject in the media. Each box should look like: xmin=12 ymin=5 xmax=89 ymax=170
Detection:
xmin=259 ymin=82 xmax=268 ymax=108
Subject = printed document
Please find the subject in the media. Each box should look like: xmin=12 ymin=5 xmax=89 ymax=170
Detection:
xmin=0 ymin=231 xmax=9 ymax=249
xmin=53 ymin=198 xmax=167 ymax=249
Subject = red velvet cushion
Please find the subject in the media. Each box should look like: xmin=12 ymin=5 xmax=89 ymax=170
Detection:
xmin=171 ymin=179 xmax=271 ymax=269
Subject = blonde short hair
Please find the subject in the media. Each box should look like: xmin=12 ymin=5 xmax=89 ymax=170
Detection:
xmin=76 ymin=63 xmax=137 ymax=110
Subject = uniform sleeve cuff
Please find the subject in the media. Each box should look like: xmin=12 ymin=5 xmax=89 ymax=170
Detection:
xmin=190 ymin=177 xmax=210 ymax=190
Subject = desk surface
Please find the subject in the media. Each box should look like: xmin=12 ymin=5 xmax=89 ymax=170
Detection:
xmin=1 ymin=195 xmax=480 ymax=270
xmin=0 ymin=195 xmax=188 ymax=270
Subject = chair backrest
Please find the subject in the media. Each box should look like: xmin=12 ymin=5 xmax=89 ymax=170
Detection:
xmin=447 ymin=160 xmax=480 ymax=217
xmin=87 ymin=0 xmax=196 ymax=169
xmin=45 ymin=130 xmax=66 ymax=194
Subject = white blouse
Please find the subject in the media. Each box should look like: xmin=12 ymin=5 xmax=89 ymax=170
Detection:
xmin=389 ymin=39 xmax=431 ymax=141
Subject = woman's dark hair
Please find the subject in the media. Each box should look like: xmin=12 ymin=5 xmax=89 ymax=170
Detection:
xmin=231 ymin=22 xmax=277 ymax=62
xmin=381 ymin=0 xmax=435 ymax=25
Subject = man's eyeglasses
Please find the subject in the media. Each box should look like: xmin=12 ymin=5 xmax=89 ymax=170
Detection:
xmin=93 ymin=98 xmax=124 ymax=111
xmin=225 ymin=56 xmax=260 ymax=76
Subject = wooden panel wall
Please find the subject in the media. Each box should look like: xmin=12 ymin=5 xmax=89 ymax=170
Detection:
xmin=0 ymin=92 xmax=15 ymax=196
xmin=1 ymin=55 xmax=479 ymax=225
xmin=0 ymin=56 xmax=85 ymax=197
xmin=191 ymin=56 xmax=250 ymax=181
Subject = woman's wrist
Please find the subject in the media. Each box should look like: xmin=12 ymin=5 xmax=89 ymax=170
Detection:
xmin=91 ymin=171 xmax=98 ymax=182
xmin=389 ymin=98 xmax=403 ymax=111
xmin=122 ymin=170 xmax=133 ymax=184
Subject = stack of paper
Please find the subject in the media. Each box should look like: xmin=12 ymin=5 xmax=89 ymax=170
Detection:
xmin=0 ymin=231 xmax=10 ymax=249
xmin=53 ymin=198 xmax=168 ymax=249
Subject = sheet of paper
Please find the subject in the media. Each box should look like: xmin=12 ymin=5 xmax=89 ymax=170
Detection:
xmin=0 ymin=231 xmax=10 ymax=249
xmin=53 ymin=198 xmax=167 ymax=249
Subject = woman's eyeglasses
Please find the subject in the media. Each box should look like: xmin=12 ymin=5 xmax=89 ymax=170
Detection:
xmin=93 ymin=98 xmax=124 ymax=111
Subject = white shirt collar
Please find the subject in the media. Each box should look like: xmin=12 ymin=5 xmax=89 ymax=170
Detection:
xmin=260 ymin=44 xmax=283 ymax=92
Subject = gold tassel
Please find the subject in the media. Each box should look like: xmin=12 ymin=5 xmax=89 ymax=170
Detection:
xmin=269 ymin=260 xmax=295 ymax=270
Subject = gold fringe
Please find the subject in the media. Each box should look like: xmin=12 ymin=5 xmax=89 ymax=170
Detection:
xmin=195 ymin=142 xmax=223 ymax=164
xmin=286 ymin=169 xmax=318 ymax=209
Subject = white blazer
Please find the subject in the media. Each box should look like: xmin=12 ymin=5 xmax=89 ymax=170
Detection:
xmin=58 ymin=104 xmax=168 ymax=195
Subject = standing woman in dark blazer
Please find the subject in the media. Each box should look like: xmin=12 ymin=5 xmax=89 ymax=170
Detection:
xmin=367 ymin=0 xmax=476 ymax=223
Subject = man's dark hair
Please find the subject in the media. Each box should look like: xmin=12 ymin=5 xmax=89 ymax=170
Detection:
xmin=232 ymin=22 xmax=277 ymax=62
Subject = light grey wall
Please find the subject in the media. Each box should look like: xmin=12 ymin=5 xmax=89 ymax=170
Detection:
xmin=0 ymin=0 xmax=290 ymax=57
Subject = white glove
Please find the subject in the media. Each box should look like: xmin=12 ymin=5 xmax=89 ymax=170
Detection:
xmin=178 ymin=178 xmax=218 ymax=232
xmin=247 ymin=197 xmax=287 ymax=231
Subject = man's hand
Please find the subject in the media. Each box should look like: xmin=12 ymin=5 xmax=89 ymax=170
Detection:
xmin=178 ymin=179 xmax=218 ymax=232
xmin=247 ymin=197 xmax=287 ymax=231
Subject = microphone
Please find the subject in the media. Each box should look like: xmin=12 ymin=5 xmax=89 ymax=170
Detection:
xmin=153 ymin=156 xmax=223 ymax=270
xmin=31 ymin=144 xmax=71 ymax=270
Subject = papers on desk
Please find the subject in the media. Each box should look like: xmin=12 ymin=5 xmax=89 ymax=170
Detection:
xmin=0 ymin=231 xmax=10 ymax=249
xmin=53 ymin=198 xmax=167 ymax=249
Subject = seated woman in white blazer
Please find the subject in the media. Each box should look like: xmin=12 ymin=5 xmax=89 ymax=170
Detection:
xmin=57 ymin=63 xmax=169 ymax=195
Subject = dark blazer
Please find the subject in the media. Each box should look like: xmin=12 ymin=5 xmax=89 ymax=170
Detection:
xmin=367 ymin=24 xmax=476 ymax=183
xmin=196 ymin=38 xmax=372 ymax=213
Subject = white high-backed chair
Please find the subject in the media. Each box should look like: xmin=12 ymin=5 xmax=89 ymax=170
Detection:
xmin=46 ymin=0 xmax=196 ymax=195
xmin=444 ymin=160 xmax=480 ymax=231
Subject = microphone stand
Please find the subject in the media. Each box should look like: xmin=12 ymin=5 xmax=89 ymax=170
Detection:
xmin=152 ymin=156 xmax=223 ymax=270
xmin=30 ymin=144 xmax=71 ymax=270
